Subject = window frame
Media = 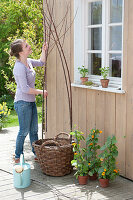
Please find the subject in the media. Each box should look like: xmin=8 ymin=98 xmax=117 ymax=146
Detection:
xmin=74 ymin=0 xmax=124 ymax=89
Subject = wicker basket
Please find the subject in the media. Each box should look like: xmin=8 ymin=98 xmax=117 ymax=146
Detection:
xmin=32 ymin=132 xmax=73 ymax=176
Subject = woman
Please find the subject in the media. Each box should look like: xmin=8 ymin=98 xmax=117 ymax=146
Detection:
xmin=10 ymin=39 xmax=48 ymax=163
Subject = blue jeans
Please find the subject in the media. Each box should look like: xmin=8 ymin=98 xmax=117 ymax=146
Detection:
xmin=14 ymin=101 xmax=38 ymax=159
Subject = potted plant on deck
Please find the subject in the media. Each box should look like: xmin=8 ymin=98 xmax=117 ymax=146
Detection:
xmin=98 ymin=136 xmax=119 ymax=187
xmin=70 ymin=130 xmax=89 ymax=185
xmin=99 ymin=67 xmax=109 ymax=88
xmin=86 ymin=128 xmax=102 ymax=180
xmin=78 ymin=65 xmax=89 ymax=85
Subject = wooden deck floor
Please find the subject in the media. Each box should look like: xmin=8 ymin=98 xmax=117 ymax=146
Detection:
xmin=0 ymin=125 xmax=133 ymax=200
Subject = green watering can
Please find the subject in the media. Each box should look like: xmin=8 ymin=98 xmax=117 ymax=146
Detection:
xmin=13 ymin=154 xmax=31 ymax=188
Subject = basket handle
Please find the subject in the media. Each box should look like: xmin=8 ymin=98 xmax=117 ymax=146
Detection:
xmin=55 ymin=132 xmax=70 ymax=140
xmin=41 ymin=140 xmax=61 ymax=150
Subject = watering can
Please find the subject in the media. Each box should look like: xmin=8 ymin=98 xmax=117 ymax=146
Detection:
xmin=13 ymin=154 xmax=31 ymax=188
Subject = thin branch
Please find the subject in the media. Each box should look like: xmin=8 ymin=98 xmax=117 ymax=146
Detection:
xmin=42 ymin=0 xmax=75 ymax=136
xmin=45 ymin=0 xmax=73 ymax=131
xmin=44 ymin=14 xmax=71 ymax=117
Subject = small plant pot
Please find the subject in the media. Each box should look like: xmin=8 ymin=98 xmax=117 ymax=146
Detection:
xmin=78 ymin=175 xmax=88 ymax=185
xmin=99 ymin=178 xmax=109 ymax=188
xmin=100 ymin=79 xmax=109 ymax=88
xmin=80 ymin=77 xmax=88 ymax=85
xmin=88 ymin=173 xmax=98 ymax=181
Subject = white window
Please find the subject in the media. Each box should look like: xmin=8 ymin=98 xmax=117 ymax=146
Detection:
xmin=74 ymin=0 xmax=124 ymax=89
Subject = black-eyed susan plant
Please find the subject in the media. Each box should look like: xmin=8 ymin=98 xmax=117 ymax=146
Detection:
xmin=86 ymin=128 xmax=102 ymax=177
xmin=0 ymin=102 xmax=10 ymax=130
xmin=98 ymin=136 xmax=119 ymax=180
xmin=70 ymin=130 xmax=89 ymax=179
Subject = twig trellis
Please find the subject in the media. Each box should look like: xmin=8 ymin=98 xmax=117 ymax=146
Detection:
xmin=42 ymin=0 xmax=74 ymax=141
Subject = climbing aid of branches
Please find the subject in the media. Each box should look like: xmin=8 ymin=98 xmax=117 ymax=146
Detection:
xmin=41 ymin=0 xmax=74 ymax=141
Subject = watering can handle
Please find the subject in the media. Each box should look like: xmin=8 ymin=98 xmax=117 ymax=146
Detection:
xmin=19 ymin=154 xmax=25 ymax=186
xmin=20 ymin=154 xmax=25 ymax=165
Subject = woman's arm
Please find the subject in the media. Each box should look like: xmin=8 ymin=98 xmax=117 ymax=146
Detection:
xmin=28 ymin=88 xmax=48 ymax=98
xmin=28 ymin=43 xmax=48 ymax=67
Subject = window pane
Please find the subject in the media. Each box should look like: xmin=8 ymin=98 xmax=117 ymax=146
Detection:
xmin=88 ymin=53 xmax=101 ymax=75
xmin=110 ymin=26 xmax=122 ymax=50
xmin=110 ymin=0 xmax=123 ymax=23
xmin=88 ymin=28 xmax=102 ymax=50
xmin=109 ymin=54 xmax=121 ymax=77
xmin=88 ymin=1 xmax=102 ymax=25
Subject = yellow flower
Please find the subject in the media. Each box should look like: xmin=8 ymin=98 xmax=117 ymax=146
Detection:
xmin=93 ymin=130 xmax=95 ymax=133
xmin=99 ymin=131 xmax=102 ymax=133
xmin=8 ymin=109 xmax=11 ymax=115
xmin=100 ymin=158 xmax=103 ymax=161
xmin=72 ymin=143 xmax=76 ymax=146
xmin=92 ymin=135 xmax=94 ymax=139
xmin=104 ymin=169 xmax=106 ymax=172
xmin=102 ymin=172 xmax=105 ymax=176
xmin=74 ymin=153 xmax=77 ymax=155
xmin=0 ymin=105 xmax=3 ymax=110
xmin=88 ymin=163 xmax=91 ymax=166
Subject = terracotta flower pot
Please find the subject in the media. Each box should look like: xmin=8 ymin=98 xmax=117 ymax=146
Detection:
xmin=99 ymin=178 xmax=109 ymax=188
xmin=88 ymin=173 xmax=98 ymax=181
xmin=80 ymin=77 xmax=88 ymax=85
xmin=78 ymin=175 xmax=88 ymax=185
xmin=100 ymin=79 xmax=109 ymax=88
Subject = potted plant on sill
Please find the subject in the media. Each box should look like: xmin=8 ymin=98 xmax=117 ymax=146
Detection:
xmin=86 ymin=128 xmax=102 ymax=180
xmin=78 ymin=65 xmax=89 ymax=85
xmin=99 ymin=67 xmax=109 ymax=88
xmin=70 ymin=130 xmax=89 ymax=185
xmin=98 ymin=136 xmax=119 ymax=188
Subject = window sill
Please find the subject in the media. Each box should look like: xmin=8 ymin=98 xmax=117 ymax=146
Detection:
xmin=71 ymin=83 xmax=125 ymax=94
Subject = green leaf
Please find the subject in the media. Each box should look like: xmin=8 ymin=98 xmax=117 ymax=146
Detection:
xmin=100 ymin=145 xmax=106 ymax=151
xmin=106 ymin=136 xmax=111 ymax=146
xmin=98 ymin=167 xmax=104 ymax=174
xmin=112 ymin=151 xmax=118 ymax=157
xmin=70 ymin=132 xmax=75 ymax=135
xmin=71 ymin=160 xmax=77 ymax=166
xmin=112 ymin=136 xmax=117 ymax=144
xmin=89 ymin=171 xmax=93 ymax=176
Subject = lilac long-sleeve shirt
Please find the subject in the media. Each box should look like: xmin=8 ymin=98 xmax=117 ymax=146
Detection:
xmin=13 ymin=58 xmax=44 ymax=102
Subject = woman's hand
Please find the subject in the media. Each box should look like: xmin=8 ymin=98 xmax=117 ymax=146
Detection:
xmin=43 ymin=90 xmax=48 ymax=98
xmin=40 ymin=42 xmax=48 ymax=63
xmin=42 ymin=42 xmax=48 ymax=52
xmin=28 ymin=88 xmax=48 ymax=97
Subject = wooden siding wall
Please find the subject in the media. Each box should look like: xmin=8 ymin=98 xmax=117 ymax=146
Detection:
xmin=44 ymin=0 xmax=133 ymax=180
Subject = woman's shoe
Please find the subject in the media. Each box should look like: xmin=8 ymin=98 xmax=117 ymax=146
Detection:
xmin=34 ymin=157 xmax=38 ymax=162
xmin=14 ymin=158 xmax=20 ymax=163
xmin=13 ymin=155 xmax=20 ymax=164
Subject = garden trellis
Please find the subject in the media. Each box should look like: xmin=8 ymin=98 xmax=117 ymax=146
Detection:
xmin=41 ymin=0 xmax=75 ymax=141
